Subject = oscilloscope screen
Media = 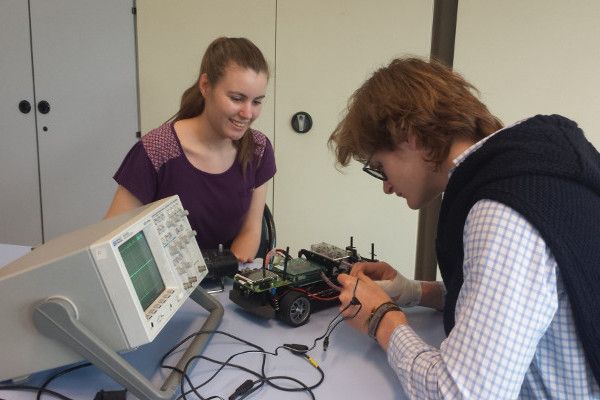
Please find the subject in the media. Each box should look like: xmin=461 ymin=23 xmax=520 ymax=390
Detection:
xmin=118 ymin=231 xmax=166 ymax=311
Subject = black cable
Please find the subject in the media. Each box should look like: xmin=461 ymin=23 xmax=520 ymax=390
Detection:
xmin=0 ymin=385 xmax=75 ymax=400
xmin=0 ymin=277 xmax=361 ymax=400
xmin=161 ymin=331 xmax=268 ymax=400
xmin=229 ymin=379 xmax=254 ymax=400
xmin=176 ymin=355 xmax=259 ymax=399
xmin=204 ymin=334 xmax=324 ymax=397
xmin=241 ymin=375 xmax=316 ymax=400
xmin=0 ymin=292 xmax=357 ymax=400
xmin=158 ymin=329 xmax=273 ymax=400
xmin=300 ymin=277 xmax=362 ymax=353
xmin=186 ymin=349 xmax=271 ymax=389
xmin=322 ymin=302 xmax=362 ymax=348
xmin=164 ymin=330 xmax=314 ymax=399
xmin=159 ymin=363 xmax=208 ymax=400
xmin=36 ymin=362 xmax=92 ymax=400
xmin=180 ymin=351 xmax=263 ymax=400
xmin=257 ymin=343 xmax=324 ymax=393
xmin=260 ymin=365 xmax=321 ymax=397
xmin=188 ymin=357 xmax=317 ymax=400
xmin=186 ymin=279 xmax=362 ymax=398
xmin=178 ymin=348 xmax=275 ymax=398
xmin=177 ymin=354 xmax=264 ymax=400
xmin=164 ymin=330 xmax=323 ymax=400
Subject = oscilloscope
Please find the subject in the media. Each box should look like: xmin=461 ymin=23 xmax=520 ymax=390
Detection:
xmin=0 ymin=195 xmax=222 ymax=399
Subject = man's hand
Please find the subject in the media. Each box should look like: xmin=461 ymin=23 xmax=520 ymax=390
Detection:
xmin=350 ymin=261 xmax=398 ymax=281
xmin=350 ymin=261 xmax=422 ymax=307
xmin=376 ymin=272 xmax=422 ymax=307
xmin=338 ymin=272 xmax=393 ymax=334
xmin=337 ymin=272 xmax=407 ymax=347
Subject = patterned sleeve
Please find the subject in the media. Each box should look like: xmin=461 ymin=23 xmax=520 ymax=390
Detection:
xmin=252 ymin=130 xmax=276 ymax=188
xmin=112 ymin=140 xmax=158 ymax=204
xmin=387 ymin=200 xmax=558 ymax=399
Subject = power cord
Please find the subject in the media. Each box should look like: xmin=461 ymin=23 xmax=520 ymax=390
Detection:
xmin=1 ymin=279 xmax=362 ymax=400
xmin=289 ymin=277 xmax=362 ymax=353
xmin=170 ymin=279 xmax=363 ymax=399
xmin=229 ymin=379 xmax=253 ymax=399
xmin=0 ymin=384 xmax=75 ymax=400
xmin=1 ymin=361 xmax=123 ymax=400
xmin=161 ymin=330 xmax=322 ymax=400
xmin=36 ymin=362 xmax=92 ymax=400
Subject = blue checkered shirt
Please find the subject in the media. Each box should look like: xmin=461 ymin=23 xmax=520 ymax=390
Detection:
xmin=388 ymin=129 xmax=600 ymax=399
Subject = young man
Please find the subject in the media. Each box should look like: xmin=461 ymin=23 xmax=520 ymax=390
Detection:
xmin=329 ymin=57 xmax=600 ymax=398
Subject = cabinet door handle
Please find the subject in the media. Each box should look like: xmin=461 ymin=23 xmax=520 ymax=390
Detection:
xmin=291 ymin=111 xmax=313 ymax=134
xmin=37 ymin=100 xmax=51 ymax=114
xmin=18 ymin=100 xmax=32 ymax=114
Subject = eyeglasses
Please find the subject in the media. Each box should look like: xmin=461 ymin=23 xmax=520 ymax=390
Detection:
xmin=362 ymin=157 xmax=387 ymax=181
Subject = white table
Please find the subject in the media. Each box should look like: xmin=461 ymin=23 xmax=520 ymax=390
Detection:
xmin=0 ymin=246 xmax=445 ymax=399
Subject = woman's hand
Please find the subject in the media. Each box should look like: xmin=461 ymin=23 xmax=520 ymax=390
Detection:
xmin=231 ymin=183 xmax=268 ymax=263
xmin=230 ymin=232 xmax=260 ymax=263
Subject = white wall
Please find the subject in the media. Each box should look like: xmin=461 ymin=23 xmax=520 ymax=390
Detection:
xmin=454 ymin=1 xmax=600 ymax=146
xmin=136 ymin=1 xmax=433 ymax=277
xmin=136 ymin=0 xmax=275 ymax=137
xmin=136 ymin=1 xmax=600 ymax=277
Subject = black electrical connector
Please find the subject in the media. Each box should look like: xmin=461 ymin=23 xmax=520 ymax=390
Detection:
xmin=93 ymin=389 xmax=127 ymax=400
xmin=323 ymin=336 xmax=330 ymax=351
xmin=284 ymin=343 xmax=309 ymax=354
xmin=350 ymin=296 xmax=361 ymax=306
xmin=229 ymin=379 xmax=254 ymax=400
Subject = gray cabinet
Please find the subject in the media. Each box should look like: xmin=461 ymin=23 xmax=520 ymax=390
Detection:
xmin=0 ymin=0 xmax=139 ymax=245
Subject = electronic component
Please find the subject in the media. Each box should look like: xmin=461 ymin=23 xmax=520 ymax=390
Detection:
xmin=229 ymin=239 xmax=375 ymax=327
xmin=202 ymin=244 xmax=239 ymax=280
xmin=310 ymin=242 xmax=350 ymax=260
xmin=0 ymin=195 xmax=210 ymax=385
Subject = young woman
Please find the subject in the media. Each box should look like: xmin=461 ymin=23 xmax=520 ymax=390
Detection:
xmin=330 ymin=57 xmax=600 ymax=398
xmin=106 ymin=37 xmax=276 ymax=262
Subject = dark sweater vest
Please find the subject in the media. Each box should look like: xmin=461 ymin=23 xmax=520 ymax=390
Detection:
xmin=436 ymin=115 xmax=600 ymax=385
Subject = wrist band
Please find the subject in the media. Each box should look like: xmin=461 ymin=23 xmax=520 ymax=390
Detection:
xmin=367 ymin=301 xmax=402 ymax=339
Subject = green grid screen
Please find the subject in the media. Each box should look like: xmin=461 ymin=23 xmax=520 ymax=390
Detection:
xmin=118 ymin=231 xmax=166 ymax=311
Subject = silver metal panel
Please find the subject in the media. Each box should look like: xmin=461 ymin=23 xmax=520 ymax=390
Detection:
xmin=0 ymin=249 xmax=125 ymax=381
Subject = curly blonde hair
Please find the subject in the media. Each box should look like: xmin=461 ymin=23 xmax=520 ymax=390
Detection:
xmin=329 ymin=57 xmax=503 ymax=167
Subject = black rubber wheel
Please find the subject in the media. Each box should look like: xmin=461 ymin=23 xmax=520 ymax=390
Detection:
xmin=279 ymin=291 xmax=311 ymax=327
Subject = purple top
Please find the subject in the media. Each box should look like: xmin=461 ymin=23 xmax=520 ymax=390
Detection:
xmin=113 ymin=122 xmax=276 ymax=249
